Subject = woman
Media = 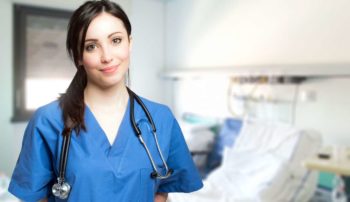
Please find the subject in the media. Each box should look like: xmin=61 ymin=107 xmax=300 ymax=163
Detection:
xmin=8 ymin=1 xmax=203 ymax=201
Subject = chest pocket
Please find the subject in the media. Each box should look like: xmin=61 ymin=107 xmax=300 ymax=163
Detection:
xmin=140 ymin=167 xmax=165 ymax=202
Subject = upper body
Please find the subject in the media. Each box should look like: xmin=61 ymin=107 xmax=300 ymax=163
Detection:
xmin=8 ymin=0 xmax=202 ymax=201
xmin=9 ymin=97 xmax=203 ymax=202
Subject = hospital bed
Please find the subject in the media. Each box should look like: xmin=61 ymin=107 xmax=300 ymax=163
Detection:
xmin=169 ymin=119 xmax=322 ymax=202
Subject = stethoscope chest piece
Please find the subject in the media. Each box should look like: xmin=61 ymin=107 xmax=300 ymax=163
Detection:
xmin=52 ymin=88 xmax=173 ymax=199
xmin=52 ymin=179 xmax=71 ymax=199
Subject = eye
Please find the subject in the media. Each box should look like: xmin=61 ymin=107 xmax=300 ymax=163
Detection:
xmin=112 ymin=37 xmax=122 ymax=44
xmin=85 ymin=43 xmax=96 ymax=52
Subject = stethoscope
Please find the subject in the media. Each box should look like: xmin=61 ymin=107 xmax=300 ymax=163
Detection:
xmin=52 ymin=87 xmax=173 ymax=199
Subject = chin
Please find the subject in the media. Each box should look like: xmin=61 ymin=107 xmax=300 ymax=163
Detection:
xmin=101 ymin=78 xmax=125 ymax=89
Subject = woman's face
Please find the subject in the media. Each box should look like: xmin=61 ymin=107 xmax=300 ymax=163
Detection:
xmin=81 ymin=12 xmax=131 ymax=89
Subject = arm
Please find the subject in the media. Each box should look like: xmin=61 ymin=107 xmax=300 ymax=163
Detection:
xmin=156 ymin=118 xmax=203 ymax=193
xmin=154 ymin=193 xmax=168 ymax=202
xmin=8 ymin=108 xmax=55 ymax=201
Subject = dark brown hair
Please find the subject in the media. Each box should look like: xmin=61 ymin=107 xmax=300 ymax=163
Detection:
xmin=59 ymin=0 xmax=132 ymax=136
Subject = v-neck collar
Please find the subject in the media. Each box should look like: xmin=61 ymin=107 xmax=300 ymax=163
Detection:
xmin=84 ymin=98 xmax=130 ymax=156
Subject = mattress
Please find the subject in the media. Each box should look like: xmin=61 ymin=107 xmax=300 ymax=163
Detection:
xmin=168 ymin=120 xmax=322 ymax=202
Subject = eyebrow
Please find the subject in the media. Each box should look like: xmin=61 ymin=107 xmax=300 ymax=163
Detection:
xmin=84 ymin=31 xmax=122 ymax=43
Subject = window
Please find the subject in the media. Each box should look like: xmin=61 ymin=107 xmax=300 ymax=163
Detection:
xmin=12 ymin=4 xmax=73 ymax=121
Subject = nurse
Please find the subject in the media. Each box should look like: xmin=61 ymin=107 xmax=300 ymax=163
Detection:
xmin=8 ymin=0 xmax=203 ymax=201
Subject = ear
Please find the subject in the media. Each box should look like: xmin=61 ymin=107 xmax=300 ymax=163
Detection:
xmin=128 ymin=36 xmax=133 ymax=52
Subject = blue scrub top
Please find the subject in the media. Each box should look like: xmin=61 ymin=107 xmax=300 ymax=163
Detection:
xmin=8 ymin=97 xmax=203 ymax=202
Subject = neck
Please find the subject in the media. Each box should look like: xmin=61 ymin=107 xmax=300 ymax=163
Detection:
xmin=84 ymin=82 xmax=129 ymax=110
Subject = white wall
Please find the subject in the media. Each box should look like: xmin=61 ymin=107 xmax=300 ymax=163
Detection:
xmin=295 ymin=78 xmax=350 ymax=146
xmin=164 ymin=0 xmax=350 ymax=146
xmin=0 ymin=0 xmax=17 ymax=178
xmin=165 ymin=0 xmax=350 ymax=68
xmin=129 ymin=0 xmax=165 ymax=103
xmin=0 ymin=0 xmax=165 ymax=176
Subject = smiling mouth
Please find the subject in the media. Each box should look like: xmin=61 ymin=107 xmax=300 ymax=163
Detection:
xmin=101 ymin=66 xmax=118 ymax=73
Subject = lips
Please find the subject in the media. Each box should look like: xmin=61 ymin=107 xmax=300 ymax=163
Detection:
xmin=100 ymin=65 xmax=118 ymax=73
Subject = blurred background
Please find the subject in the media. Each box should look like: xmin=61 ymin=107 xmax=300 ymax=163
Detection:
xmin=1 ymin=0 xmax=350 ymax=201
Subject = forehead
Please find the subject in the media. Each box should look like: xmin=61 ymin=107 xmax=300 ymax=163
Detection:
xmin=85 ymin=12 xmax=127 ymax=38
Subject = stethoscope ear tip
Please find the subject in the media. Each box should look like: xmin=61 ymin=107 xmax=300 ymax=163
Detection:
xmin=151 ymin=171 xmax=158 ymax=179
xmin=169 ymin=169 xmax=174 ymax=175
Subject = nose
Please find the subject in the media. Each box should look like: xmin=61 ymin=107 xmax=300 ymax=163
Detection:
xmin=100 ymin=45 xmax=113 ymax=63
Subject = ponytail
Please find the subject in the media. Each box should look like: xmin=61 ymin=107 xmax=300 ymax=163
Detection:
xmin=59 ymin=67 xmax=87 ymax=136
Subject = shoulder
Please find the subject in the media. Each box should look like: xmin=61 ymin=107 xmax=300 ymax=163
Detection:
xmin=29 ymin=100 xmax=63 ymax=126
xmin=137 ymin=96 xmax=175 ymax=122
xmin=136 ymin=96 xmax=181 ymax=143
xmin=22 ymin=100 xmax=63 ymax=143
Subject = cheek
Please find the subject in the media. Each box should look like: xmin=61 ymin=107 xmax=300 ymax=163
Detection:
xmin=82 ymin=54 xmax=99 ymax=69
xmin=116 ymin=44 xmax=131 ymax=60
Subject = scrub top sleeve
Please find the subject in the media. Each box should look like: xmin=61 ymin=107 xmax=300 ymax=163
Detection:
xmin=157 ymin=118 xmax=203 ymax=193
xmin=8 ymin=110 xmax=54 ymax=202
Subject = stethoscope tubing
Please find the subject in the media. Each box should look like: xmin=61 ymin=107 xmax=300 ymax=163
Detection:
xmin=127 ymin=87 xmax=173 ymax=179
xmin=59 ymin=131 xmax=71 ymax=181
xmin=52 ymin=130 xmax=72 ymax=199
xmin=53 ymin=87 xmax=173 ymax=199
xmin=128 ymin=88 xmax=156 ymax=133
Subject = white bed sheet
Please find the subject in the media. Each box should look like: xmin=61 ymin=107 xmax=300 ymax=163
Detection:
xmin=169 ymin=120 xmax=322 ymax=202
